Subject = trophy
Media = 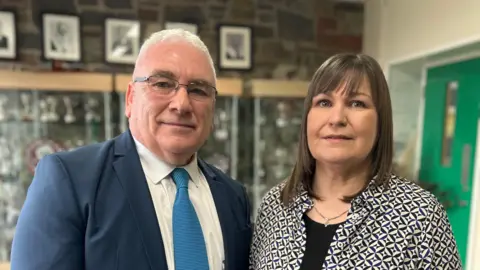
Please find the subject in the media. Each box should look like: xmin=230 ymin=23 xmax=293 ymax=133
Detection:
xmin=39 ymin=99 xmax=49 ymax=122
xmin=20 ymin=93 xmax=33 ymax=121
xmin=85 ymin=97 xmax=101 ymax=123
xmin=46 ymin=96 xmax=59 ymax=122
xmin=0 ymin=95 xmax=7 ymax=121
xmin=275 ymin=101 xmax=289 ymax=128
xmin=63 ymin=96 xmax=76 ymax=124
xmin=214 ymin=109 xmax=229 ymax=141
xmin=0 ymin=137 xmax=12 ymax=176
xmin=271 ymin=147 xmax=290 ymax=180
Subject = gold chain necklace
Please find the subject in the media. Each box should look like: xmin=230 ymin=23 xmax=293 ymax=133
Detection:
xmin=312 ymin=203 xmax=350 ymax=227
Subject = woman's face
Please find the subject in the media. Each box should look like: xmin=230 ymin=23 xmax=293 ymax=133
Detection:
xmin=306 ymin=79 xmax=378 ymax=167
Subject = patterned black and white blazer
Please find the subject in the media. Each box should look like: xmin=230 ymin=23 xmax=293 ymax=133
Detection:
xmin=249 ymin=174 xmax=462 ymax=270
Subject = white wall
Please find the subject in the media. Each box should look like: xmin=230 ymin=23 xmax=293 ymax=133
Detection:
xmin=363 ymin=0 xmax=480 ymax=68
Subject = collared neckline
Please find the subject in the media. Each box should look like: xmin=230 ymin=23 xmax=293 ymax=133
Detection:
xmin=133 ymin=137 xmax=202 ymax=186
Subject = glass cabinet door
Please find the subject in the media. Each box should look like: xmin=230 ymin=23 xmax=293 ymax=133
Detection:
xmin=252 ymin=97 xmax=304 ymax=216
xmin=0 ymin=89 xmax=112 ymax=261
xmin=198 ymin=96 xmax=239 ymax=178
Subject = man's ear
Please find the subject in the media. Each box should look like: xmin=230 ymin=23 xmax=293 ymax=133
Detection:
xmin=125 ymin=82 xmax=134 ymax=118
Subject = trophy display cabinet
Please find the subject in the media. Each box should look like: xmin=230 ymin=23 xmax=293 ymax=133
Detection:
xmin=115 ymin=74 xmax=129 ymax=134
xmin=198 ymin=78 xmax=242 ymax=179
xmin=0 ymin=70 xmax=113 ymax=264
xmin=114 ymin=75 xmax=243 ymax=179
xmin=250 ymin=79 xmax=308 ymax=218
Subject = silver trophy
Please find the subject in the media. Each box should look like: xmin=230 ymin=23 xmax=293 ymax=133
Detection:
xmin=85 ymin=97 xmax=101 ymax=123
xmin=275 ymin=101 xmax=289 ymax=128
xmin=214 ymin=110 xmax=229 ymax=141
xmin=0 ymin=95 xmax=7 ymax=121
xmin=20 ymin=93 xmax=33 ymax=121
xmin=39 ymin=99 xmax=49 ymax=122
xmin=46 ymin=96 xmax=59 ymax=122
xmin=63 ymin=96 xmax=76 ymax=124
xmin=0 ymin=137 xmax=12 ymax=175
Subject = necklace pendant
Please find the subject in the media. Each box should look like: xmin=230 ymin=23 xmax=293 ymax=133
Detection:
xmin=324 ymin=218 xmax=330 ymax=227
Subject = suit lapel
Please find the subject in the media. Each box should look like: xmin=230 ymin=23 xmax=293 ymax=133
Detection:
xmin=112 ymin=131 xmax=168 ymax=270
xmin=198 ymin=160 xmax=234 ymax=270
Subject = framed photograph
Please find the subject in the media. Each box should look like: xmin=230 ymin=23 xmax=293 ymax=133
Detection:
xmin=164 ymin=22 xmax=198 ymax=35
xmin=218 ymin=24 xmax=253 ymax=71
xmin=0 ymin=10 xmax=17 ymax=60
xmin=41 ymin=13 xmax=81 ymax=62
xmin=105 ymin=18 xmax=140 ymax=65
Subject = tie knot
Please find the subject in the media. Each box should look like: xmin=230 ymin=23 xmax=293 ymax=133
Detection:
xmin=171 ymin=168 xmax=190 ymax=189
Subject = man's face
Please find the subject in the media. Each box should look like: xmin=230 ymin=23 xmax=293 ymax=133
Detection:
xmin=125 ymin=40 xmax=216 ymax=165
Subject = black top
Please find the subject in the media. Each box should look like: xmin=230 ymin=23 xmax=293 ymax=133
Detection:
xmin=299 ymin=214 xmax=344 ymax=270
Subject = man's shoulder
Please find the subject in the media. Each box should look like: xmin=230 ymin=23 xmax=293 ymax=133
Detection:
xmin=53 ymin=139 xmax=115 ymax=164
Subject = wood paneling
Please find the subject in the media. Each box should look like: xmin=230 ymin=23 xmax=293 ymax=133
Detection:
xmin=0 ymin=70 xmax=113 ymax=92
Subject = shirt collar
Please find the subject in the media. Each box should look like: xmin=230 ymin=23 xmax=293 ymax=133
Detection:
xmin=133 ymin=137 xmax=202 ymax=186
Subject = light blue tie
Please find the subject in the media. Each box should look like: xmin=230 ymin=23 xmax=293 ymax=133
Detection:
xmin=171 ymin=168 xmax=209 ymax=270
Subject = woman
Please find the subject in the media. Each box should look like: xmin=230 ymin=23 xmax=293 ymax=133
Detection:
xmin=249 ymin=53 xmax=462 ymax=269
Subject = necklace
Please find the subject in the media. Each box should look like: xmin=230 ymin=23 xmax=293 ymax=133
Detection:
xmin=312 ymin=203 xmax=350 ymax=227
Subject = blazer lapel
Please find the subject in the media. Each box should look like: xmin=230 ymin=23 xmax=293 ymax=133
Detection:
xmin=198 ymin=160 xmax=234 ymax=270
xmin=112 ymin=131 xmax=168 ymax=270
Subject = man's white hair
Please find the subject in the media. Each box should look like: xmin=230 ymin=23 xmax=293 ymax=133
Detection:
xmin=136 ymin=29 xmax=216 ymax=78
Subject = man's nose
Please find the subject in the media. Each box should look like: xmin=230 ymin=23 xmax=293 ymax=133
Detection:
xmin=168 ymin=86 xmax=192 ymax=114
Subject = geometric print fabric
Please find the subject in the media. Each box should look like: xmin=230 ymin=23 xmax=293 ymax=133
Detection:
xmin=249 ymin=174 xmax=463 ymax=270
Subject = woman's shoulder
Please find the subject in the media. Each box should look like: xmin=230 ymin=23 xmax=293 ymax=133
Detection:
xmin=382 ymin=174 xmax=446 ymax=214
xmin=259 ymin=181 xmax=287 ymax=207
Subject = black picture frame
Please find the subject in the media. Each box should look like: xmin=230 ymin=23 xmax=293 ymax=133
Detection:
xmin=0 ymin=10 xmax=18 ymax=61
xmin=217 ymin=24 xmax=253 ymax=71
xmin=104 ymin=18 xmax=141 ymax=65
xmin=40 ymin=12 xmax=82 ymax=62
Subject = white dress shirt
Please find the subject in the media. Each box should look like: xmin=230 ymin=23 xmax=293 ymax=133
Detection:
xmin=134 ymin=138 xmax=224 ymax=270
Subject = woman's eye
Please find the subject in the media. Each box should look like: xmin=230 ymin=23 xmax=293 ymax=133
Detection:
xmin=350 ymin=100 xmax=366 ymax=108
xmin=317 ymin=99 xmax=331 ymax=107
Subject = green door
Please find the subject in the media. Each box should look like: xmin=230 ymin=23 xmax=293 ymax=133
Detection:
xmin=419 ymin=58 xmax=480 ymax=267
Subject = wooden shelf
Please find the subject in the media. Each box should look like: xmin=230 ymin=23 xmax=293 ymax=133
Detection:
xmin=114 ymin=74 xmax=243 ymax=96
xmin=114 ymin=74 xmax=131 ymax=93
xmin=0 ymin=70 xmax=113 ymax=92
xmin=250 ymin=79 xmax=309 ymax=98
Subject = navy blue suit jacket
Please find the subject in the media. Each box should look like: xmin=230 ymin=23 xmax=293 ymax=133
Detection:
xmin=10 ymin=131 xmax=252 ymax=270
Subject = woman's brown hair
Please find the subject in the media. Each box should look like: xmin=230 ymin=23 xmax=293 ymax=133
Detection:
xmin=281 ymin=53 xmax=394 ymax=205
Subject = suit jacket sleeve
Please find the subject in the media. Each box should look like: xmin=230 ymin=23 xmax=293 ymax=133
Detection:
xmin=413 ymin=200 xmax=463 ymax=269
xmin=10 ymin=155 xmax=85 ymax=270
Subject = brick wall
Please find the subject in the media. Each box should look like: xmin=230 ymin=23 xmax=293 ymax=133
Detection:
xmin=1 ymin=0 xmax=363 ymax=79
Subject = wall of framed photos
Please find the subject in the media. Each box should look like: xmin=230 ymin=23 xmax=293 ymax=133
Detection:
xmin=0 ymin=0 xmax=363 ymax=78
xmin=0 ymin=70 xmax=308 ymax=267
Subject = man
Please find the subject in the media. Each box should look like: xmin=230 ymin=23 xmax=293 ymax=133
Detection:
xmin=10 ymin=29 xmax=252 ymax=270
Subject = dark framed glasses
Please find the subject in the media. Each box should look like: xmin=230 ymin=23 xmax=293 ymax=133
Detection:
xmin=133 ymin=75 xmax=217 ymax=101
